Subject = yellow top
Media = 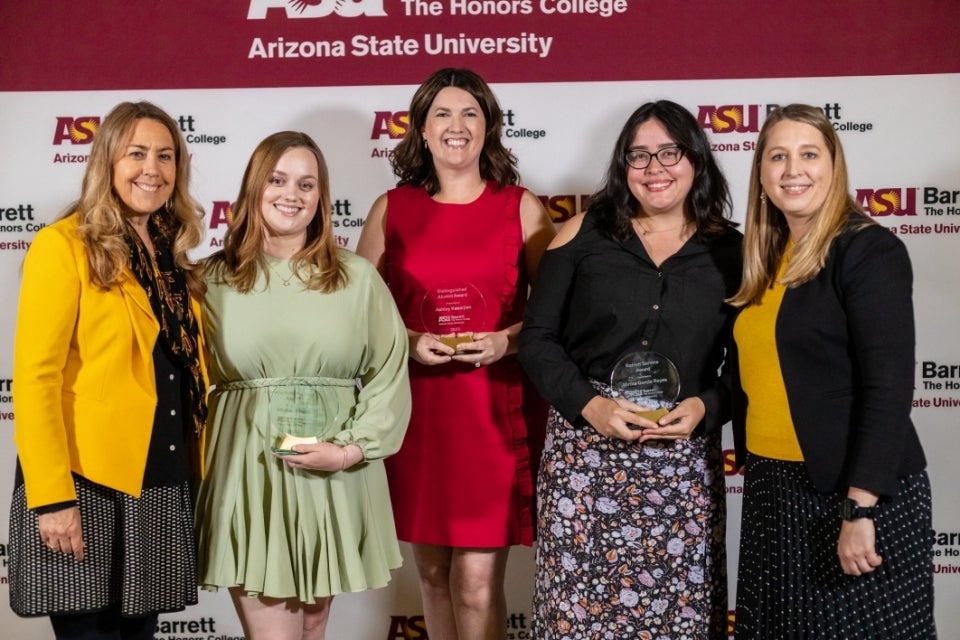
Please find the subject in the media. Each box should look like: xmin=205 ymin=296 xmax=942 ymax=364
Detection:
xmin=733 ymin=245 xmax=804 ymax=461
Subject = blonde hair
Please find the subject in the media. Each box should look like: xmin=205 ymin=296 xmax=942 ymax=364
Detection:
xmin=209 ymin=131 xmax=346 ymax=293
xmin=728 ymin=104 xmax=872 ymax=307
xmin=71 ymin=101 xmax=206 ymax=296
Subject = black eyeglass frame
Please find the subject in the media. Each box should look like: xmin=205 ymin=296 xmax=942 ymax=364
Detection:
xmin=625 ymin=146 xmax=685 ymax=170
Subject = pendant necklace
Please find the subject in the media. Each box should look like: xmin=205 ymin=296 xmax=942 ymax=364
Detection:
xmin=633 ymin=218 xmax=690 ymax=237
xmin=267 ymin=259 xmax=296 ymax=286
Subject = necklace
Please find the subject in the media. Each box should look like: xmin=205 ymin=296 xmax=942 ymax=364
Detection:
xmin=632 ymin=218 xmax=691 ymax=237
xmin=266 ymin=259 xmax=296 ymax=286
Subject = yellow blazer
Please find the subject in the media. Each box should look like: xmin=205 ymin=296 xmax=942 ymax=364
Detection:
xmin=13 ymin=213 xmax=207 ymax=509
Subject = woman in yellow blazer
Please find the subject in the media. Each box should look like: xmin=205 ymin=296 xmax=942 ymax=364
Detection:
xmin=10 ymin=101 xmax=208 ymax=640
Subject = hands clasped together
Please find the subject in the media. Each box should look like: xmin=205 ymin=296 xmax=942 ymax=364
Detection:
xmin=582 ymin=395 xmax=707 ymax=444
xmin=409 ymin=331 xmax=510 ymax=368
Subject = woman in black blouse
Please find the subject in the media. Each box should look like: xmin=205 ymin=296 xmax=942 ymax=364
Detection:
xmin=518 ymin=100 xmax=741 ymax=639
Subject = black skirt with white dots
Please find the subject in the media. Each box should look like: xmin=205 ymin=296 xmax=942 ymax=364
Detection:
xmin=8 ymin=345 xmax=197 ymax=618
xmin=734 ymin=454 xmax=936 ymax=640
xmin=8 ymin=475 xmax=197 ymax=618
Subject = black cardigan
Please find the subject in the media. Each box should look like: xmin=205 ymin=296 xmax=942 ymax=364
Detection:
xmin=731 ymin=216 xmax=927 ymax=497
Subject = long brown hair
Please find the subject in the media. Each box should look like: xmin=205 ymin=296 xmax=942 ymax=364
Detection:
xmin=71 ymin=101 xmax=205 ymax=295
xmin=207 ymin=131 xmax=346 ymax=293
xmin=391 ymin=68 xmax=519 ymax=194
xmin=728 ymin=104 xmax=872 ymax=307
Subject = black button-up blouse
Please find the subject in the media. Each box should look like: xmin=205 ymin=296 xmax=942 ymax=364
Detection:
xmin=519 ymin=212 xmax=742 ymax=434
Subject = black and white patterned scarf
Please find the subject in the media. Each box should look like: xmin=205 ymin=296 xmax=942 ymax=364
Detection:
xmin=125 ymin=211 xmax=207 ymax=438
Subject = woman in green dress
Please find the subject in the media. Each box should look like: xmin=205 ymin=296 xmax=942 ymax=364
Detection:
xmin=195 ymin=131 xmax=412 ymax=640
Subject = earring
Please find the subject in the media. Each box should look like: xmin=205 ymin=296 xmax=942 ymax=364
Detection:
xmin=759 ymin=192 xmax=766 ymax=204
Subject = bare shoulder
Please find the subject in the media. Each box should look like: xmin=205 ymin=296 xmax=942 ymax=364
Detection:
xmin=366 ymin=192 xmax=389 ymax=225
xmin=548 ymin=212 xmax=587 ymax=250
xmin=518 ymin=189 xmax=553 ymax=232
xmin=356 ymin=192 xmax=389 ymax=269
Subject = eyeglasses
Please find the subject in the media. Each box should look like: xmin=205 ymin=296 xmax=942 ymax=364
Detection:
xmin=625 ymin=146 xmax=685 ymax=169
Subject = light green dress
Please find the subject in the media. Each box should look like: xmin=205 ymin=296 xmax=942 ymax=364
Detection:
xmin=196 ymin=250 xmax=411 ymax=601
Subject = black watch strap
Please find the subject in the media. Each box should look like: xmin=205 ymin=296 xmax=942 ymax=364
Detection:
xmin=839 ymin=498 xmax=877 ymax=521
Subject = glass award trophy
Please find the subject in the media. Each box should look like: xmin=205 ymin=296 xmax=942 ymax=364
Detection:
xmin=419 ymin=282 xmax=487 ymax=355
xmin=610 ymin=351 xmax=681 ymax=424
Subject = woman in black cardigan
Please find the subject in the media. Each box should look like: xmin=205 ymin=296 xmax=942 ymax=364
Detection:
xmin=728 ymin=104 xmax=936 ymax=638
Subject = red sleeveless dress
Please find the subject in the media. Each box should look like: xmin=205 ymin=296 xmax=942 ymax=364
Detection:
xmin=383 ymin=182 xmax=545 ymax=547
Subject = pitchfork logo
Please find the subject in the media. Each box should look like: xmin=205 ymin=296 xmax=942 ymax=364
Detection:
xmin=247 ymin=0 xmax=387 ymax=18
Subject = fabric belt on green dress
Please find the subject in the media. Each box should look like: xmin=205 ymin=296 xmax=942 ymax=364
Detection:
xmin=212 ymin=376 xmax=358 ymax=437
xmin=213 ymin=376 xmax=357 ymax=392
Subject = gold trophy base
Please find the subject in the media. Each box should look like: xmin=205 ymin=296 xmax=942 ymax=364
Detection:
xmin=437 ymin=334 xmax=480 ymax=355
xmin=633 ymin=407 xmax=669 ymax=422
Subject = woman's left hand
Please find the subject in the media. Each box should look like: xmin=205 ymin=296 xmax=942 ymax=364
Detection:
xmin=838 ymin=518 xmax=883 ymax=575
xmin=451 ymin=330 xmax=510 ymax=368
xmin=276 ymin=442 xmax=360 ymax=472
xmin=636 ymin=396 xmax=706 ymax=443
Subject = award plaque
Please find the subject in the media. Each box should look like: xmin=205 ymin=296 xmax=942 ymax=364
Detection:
xmin=610 ymin=351 xmax=681 ymax=424
xmin=419 ymin=283 xmax=487 ymax=355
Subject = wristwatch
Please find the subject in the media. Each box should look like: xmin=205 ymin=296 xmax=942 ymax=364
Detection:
xmin=838 ymin=498 xmax=877 ymax=521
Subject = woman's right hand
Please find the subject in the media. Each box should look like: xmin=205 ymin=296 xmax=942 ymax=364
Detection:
xmin=409 ymin=332 xmax=455 ymax=365
xmin=581 ymin=396 xmax=648 ymax=441
xmin=38 ymin=506 xmax=85 ymax=560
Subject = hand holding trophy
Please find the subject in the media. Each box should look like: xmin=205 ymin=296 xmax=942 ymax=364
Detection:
xmin=420 ymin=282 xmax=487 ymax=356
xmin=610 ymin=351 xmax=681 ymax=426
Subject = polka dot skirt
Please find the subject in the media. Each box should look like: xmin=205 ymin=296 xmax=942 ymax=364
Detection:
xmin=8 ymin=475 xmax=197 ymax=617
xmin=734 ymin=454 xmax=937 ymax=639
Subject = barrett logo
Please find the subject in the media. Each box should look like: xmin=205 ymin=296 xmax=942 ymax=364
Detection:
xmin=53 ymin=117 xmax=100 ymax=145
xmin=855 ymin=188 xmax=917 ymax=217
xmin=0 ymin=378 xmax=13 ymax=422
xmin=924 ymin=187 xmax=960 ymax=215
xmin=372 ymin=111 xmax=410 ymax=140
xmin=248 ymin=0 xmax=386 ymax=19
xmin=697 ymin=105 xmax=760 ymax=134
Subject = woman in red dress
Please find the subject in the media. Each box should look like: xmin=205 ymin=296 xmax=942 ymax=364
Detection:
xmin=357 ymin=68 xmax=554 ymax=640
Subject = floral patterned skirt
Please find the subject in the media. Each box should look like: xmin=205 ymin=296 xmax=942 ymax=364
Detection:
xmin=531 ymin=391 xmax=727 ymax=640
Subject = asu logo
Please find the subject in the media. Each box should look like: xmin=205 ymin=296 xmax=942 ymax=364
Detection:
xmin=722 ymin=449 xmax=744 ymax=477
xmin=53 ymin=117 xmax=100 ymax=145
xmin=248 ymin=0 xmax=387 ymax=19
xmin=697 ymin=105 xmax=760 ymax=134
xmin=538 ymin=194 xmax=591 ymax=223
xmin=385 ymin=615 xmax=428 ymax=639
xmin=209 ymin=201 xmax=236 ymax=230
xmin=371 ymin=111 xmax=410 ymax=140
xmin=855 ymin=188 xmax=918 ymax=217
